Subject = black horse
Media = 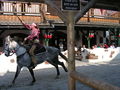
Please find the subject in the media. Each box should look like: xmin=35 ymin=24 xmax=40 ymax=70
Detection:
xmin=4 ymin=36 xmax=68 ymax=85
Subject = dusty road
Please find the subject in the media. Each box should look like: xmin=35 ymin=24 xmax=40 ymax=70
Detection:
xmin=0 ymin=57 xmax=120 ymax=90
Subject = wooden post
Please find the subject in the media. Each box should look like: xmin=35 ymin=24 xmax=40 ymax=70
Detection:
xmin=87 ymin=10 xmax=90 ymax=22
xmin=87 ymin=37 xmax=91 ymax=48
xmin=70 ymin=71 xmax=120 ymax=90
xmin=67 ymin=11 xmax=76 ymax=90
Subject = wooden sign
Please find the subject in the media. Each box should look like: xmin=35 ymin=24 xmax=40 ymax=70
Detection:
xmin=62 ymin=0 xmax=80 ymax=10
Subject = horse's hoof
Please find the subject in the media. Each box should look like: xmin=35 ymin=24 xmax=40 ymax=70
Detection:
xmin=29 ymin=80 xmax=36 ymax=86
xmin=65 ymin=69 xmax=68 ymax=72
xmin=29 ymin=82 xmax=35 ymax=86
xmin=8 ymin=84 xmax=13 ymax=88
xmin=55 ymin=76 xmax=59 ymax=79
xmin=29 ymin=82 xmax=34 ymax=86
xmin=29 ymin=65 xmax=35 ymax=69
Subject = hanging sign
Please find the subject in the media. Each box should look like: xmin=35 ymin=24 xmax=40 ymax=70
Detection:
xmin=62 ymin=0 xmax=80 ymax=10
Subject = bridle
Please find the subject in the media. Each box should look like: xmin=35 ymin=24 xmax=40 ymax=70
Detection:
xmin=5 ymin=43 xmax=27 ymax=58
xmin=4 ymin=36 xmax=28 ymax=57
xmin=4 ymin=44 xmax=16 ymax=56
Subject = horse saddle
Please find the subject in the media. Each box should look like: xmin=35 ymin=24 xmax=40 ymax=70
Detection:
xmin=35 ymin=46 xmax=46 ymax=54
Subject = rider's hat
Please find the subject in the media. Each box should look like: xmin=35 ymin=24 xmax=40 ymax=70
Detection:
xmin=32 ymin=23 xmax=37 ymax=27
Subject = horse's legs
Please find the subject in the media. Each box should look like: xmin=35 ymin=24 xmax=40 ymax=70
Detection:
xmin=47 ymin=60 xmax=60 ymax=78
xmin=58 ymin=52 xmax=68 ymax=72
xmin=52 ymin=55 xmax=68 ymax=72
xmin=57 ymin=61 xmax=68 ymax=72
xmin=28 ymin=68 xmax=36 ymax=84
xmin=12 ymin=66 xmax=21 ymax=84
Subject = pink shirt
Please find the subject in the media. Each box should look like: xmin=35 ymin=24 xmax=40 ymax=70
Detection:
xmin=23 ymin=23 xmax=40 ymax=40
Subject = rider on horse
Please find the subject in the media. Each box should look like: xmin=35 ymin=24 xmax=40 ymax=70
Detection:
xmin=29 ymin=37 xmax=46 ymax=69
xmin=17 ymin=16 xmax=41 ymax=68
xmin=17 ymin=16 xmax=40 ymax=43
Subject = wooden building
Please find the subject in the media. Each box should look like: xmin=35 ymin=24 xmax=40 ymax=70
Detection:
xmin=0 ymin=1 xmax=120 ymax=49
xmin=0 ymin=0 xmax=120 ymax=90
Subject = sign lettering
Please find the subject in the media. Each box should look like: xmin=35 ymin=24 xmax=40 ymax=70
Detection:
xmin=62 ymin=0 xmax=80 ymax=10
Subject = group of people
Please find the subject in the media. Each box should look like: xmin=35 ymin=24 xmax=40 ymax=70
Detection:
xmin=91 ymin=43 xmax=115 ymax=49
xmin=78 ymin=44 xmax=115 ymax=51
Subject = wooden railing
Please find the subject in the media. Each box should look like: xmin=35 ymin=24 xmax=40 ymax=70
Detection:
xmin=0 ymin=14 xmax=62 ymax=25
xmin=79 ymin=15 xmax=120 ymax=25
xmin=0 ymin=1 xmax=119 ymax=26
xmin=70 ymin=71 xmax=120 ymax=90
xmin=0 ymin=14 xmax=120 ymax=26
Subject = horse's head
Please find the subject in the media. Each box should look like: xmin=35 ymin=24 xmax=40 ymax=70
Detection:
xmin=4 ymin=36 xmax=18 ymax=57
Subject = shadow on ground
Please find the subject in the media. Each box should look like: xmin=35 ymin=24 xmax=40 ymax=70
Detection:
xmin=1 ymin=60 xmax=120 ymax=90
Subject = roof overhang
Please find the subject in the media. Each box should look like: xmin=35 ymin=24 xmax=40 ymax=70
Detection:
xmin=2 ymin=0 xmax=120 ymax=11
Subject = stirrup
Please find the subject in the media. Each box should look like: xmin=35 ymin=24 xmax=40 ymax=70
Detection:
xmin=30 ymin=65 xmax=35 ymax=69
xmin=30 ymin=63 xmax=36 ymax=69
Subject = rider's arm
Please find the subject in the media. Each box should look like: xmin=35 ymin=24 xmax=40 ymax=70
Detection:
xmin=17 ymin=16 xmax=31 ymax=30
xmin=17 ymin=16 xmax=24 ymax=24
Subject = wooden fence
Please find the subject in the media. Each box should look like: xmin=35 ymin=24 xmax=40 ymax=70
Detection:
xmin=70 ymin=71 xmax=120 ymax=90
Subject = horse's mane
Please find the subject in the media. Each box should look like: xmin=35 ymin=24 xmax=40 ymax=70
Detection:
xmin=5 ymin=36 xmax=12 ymax=44
xmin=5 ymin=36 xmax=18 ymax=48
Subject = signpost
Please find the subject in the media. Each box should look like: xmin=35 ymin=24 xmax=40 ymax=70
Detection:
xmin=62 ymin=0 xmax=80 ymax=10
xmin=62 ymin=0 xmax=80 ymax=89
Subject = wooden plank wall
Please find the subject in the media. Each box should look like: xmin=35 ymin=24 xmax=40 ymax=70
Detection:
xmin=0 ymin=14 xmax=119 ymax=25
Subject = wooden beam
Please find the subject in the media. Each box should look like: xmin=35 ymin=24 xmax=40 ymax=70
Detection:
xmin=81 ymin=0 xmax=120 ymax=11
xmin=0 ymin=30 xmax=5 ymax=36
xmin=70 ymin=71 xmax=120 ymax=90
xmin=74 ymin=0 xmax=98 ymax=23
xmin=67 ymin=11 xmax=76 ymax=90
xmin=45 ymin=0 xmax=68 ymax=24
xmin=6 ymin=0 xmax=68 ymax=24
xmin=93 ymin=3 xmax=120 ymax=11
xmin=3 ymin=0 xmax=44 ymax=3
xmin=4 ymin=0 xmax=120 ymax=11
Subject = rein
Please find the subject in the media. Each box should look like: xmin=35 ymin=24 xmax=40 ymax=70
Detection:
xmin=6 ymin=44 xmax=21 ymax=56
xmin=4 ymin=47 xmax=14 ymax=56
xmin=10 ymin=45 xmax=21 ymax=56
xmin=17 ymin=50 xmax=27 ymax=58
xmin=14 ymin=45 xmax=28 ymax=58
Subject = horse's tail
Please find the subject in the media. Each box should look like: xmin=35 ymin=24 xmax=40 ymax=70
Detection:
xmin=59 ymin=52 xmax=68 ymax=62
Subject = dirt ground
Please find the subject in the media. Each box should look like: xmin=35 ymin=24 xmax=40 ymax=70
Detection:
xmin=0 ymin=56 xmax=120 ymax=90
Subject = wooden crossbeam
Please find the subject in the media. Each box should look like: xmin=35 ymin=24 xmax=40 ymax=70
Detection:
xmin=6 ymin=0 xmax=68 ymax=24
xmin=4 ymin=0 xmax=120 ymax=11
xmin=0 ymin=30 xmax=5 ymax=36
xmin=45 ymin=0 xmax=68 ymax=24
xmin=70 ymin=71 xmax=120 ymax=90
xmin=4 ymin=0 xmax=44 ymax=3
xmin=75 ymin=0 xmax=98 ymax=23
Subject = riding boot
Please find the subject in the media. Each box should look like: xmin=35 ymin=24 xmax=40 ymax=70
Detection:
xmin=30 ymin=56 xmax=37 ymax=69
xmin=30 ymin=62 xmax=35 ymax=69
